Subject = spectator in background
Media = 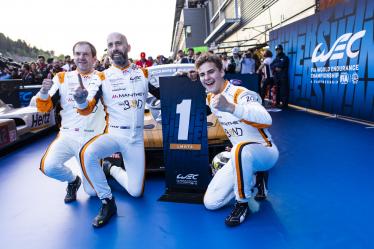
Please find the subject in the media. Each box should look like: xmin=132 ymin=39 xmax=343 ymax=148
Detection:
xmin=240 ymin=49 xmax=255 ymax=74
xmin=257 ymin=49 xmax=274 ymax=106
xmin=49 ymin=59 xmax=63 ymax=77
xmin=227 ymin=47 xmax=241 ymax=74
xmin=221 ymin=52 xmax=230 ymax=73
xmin=37 ymin=55 xmax=49 ymax=79
xmin=195 ymin=51 xmax=201 ymax=61
xmin=180 ymin=48 xmax=195 ymax=64
xmin=21 ymin=63 xmax=35 ymax=83
xmin=136 ymin=52 xmax=152 ymax=68
xmin=154 ymin=55 xmax=163 ymax=65
xmin=0 ymin=66 xmax=12 ymax=80
xmin=94 ymin=59 xmax=105 ymax=72
xmin=176 ymin=49 xmax=185 ymax=63
xmin=147 ymin=56 xmax=154 ymax=66
xmin=154 ymin=55 xmax=170 ymax=65
xmin=270 ymin=44 xmax=290 ymax=109
xmin=10 ymin=67 xmax=20 ymax=79
xmin=102 ymin=56 xmax=111 ymax=69
xmin=30 ymin=62 xmax=38 ymax=75
xmin=62 ymin=55 xmax=73 ymax=72
xmin=37 ymin=55 xmax=46 ymax=70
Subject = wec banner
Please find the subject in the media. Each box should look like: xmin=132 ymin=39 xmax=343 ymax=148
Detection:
xmin=269 ymin=0 xmax=373 ymax=122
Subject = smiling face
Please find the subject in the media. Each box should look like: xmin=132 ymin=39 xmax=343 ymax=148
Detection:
xmin=107 ymin=32 xmax=131 ymax=67
xmin=73 ymin=44 xmax=96 ymax=74
xmin=197 ymin=61 xmax=226 ymax=94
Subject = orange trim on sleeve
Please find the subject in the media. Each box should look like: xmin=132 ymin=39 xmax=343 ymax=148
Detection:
xmin=57 ymin=72 xmax=65 ymax=84
xmin=96 ymin=71 xmax=106 ymax=81
xmin=77 ymin=99 xmax=97 ymax=116
xmin=141 ymin=68 xmax=148 ymax=78
xmin=36 ymin=96 xmax=53 ymax=113
xmin=240 ymin=119 xmax=271 ymax=128
xmin=233 ymin=88 xmax=245 ymax=104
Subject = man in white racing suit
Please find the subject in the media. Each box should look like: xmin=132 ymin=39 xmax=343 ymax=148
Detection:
xmin=36 ymin=41 xmax=106 ymax=202
xmin=195 ymin=53 xmax=279 ymax=227
xmin=73 ymin=32 xmax=160 ymax=228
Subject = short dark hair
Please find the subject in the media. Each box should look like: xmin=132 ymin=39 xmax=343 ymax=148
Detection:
xmin=38 ymin=55 xmax=45 ymax=60
xmin=72 ymin=41 xmax=97 ymax=57
xmin=195 ymin=53 xmax=223 ymax=71
xmin=188 ymin=47 xmax=194 ymax=52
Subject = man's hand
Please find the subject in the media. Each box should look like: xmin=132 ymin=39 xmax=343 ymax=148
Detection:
xmin=211 ymin=94 xmax=235 ymax=113
xmin=73 ymin=86 xmax=88 ymax=105
xmin=40 ymin=79 xmax=53 ymax=94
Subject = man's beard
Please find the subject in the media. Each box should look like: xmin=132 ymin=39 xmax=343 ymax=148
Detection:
xmin=111 ymin=51 xmax=128 ymax=67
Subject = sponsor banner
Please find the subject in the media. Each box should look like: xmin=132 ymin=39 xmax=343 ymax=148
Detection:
xmin=269 ymin=0 xmax=373 ymax=122
xmin=18 ymin=86 xmax=41 ymax=107
xmin=225 ymin=73 xmax=259 ymax=93
xmin=160 ymin=76 xmax=210 ymax=200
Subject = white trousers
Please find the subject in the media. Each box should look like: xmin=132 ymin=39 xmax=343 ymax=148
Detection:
xmin=40 ymin=133 xmax=96 ymax=196
xmin=79 ymin=133 xmax=145 ymax=200
xmin=204 ymin=142 xmax=279 ymax=210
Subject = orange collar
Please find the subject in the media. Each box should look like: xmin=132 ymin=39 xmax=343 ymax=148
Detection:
xmin=113 ymin=63 xmax=131 ymax=71
xmin=76 ymin=69 xmax=94 ymax=76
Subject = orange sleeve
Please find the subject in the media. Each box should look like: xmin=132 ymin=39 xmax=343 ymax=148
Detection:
xmin=96 ymin=71 xmax=106 ymax=81
xmin=57 ymin=72 xmax=65 ymax=83
xmin=141 ymin=68 xmax=148 ymax=78
xmin=36 ymin=96 xmax=53 ymax=113
xmin=77 ymin=99 xmax=97 ymax=116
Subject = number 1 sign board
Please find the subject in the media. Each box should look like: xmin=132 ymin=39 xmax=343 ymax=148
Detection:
xmin=158 ymin=76 xmax=211 ymax=203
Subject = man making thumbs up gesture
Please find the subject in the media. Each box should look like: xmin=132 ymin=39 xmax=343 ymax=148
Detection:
xmin=35 ymin=42 xmax=106 ymax=211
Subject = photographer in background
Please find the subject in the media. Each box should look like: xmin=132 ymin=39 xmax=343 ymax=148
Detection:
xmin=21 ymin=63 xmax=35 ymax=83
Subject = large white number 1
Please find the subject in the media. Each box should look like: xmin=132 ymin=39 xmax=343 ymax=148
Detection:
xmin=176 ymin=99 xmax=191 ymax=140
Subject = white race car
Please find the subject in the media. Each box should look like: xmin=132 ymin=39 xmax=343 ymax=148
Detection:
xmin=0 ymin=98 xmax=56 ymax=149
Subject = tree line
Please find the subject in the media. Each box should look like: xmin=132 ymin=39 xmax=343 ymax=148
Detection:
xmin=0 ymin=33 xmax=56 ymax=61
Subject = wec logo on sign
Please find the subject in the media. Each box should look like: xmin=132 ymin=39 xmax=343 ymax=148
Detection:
xmin=176 ymin=174 xmax=199 ymax=180
xmin=312 ymin=30 xmax=366 ymax=63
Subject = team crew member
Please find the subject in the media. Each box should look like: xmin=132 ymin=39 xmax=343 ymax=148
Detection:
xmin=36 ymin=41 xmax=106 ymax=202
xmin=195 ymin=53 xmax=279 ymax=227
xmin=74 ymin=32 xmax=160 ymax=228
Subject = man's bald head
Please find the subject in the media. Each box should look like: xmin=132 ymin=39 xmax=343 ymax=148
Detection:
xmin=107 ymin=32 xmax=128 ymax=46
xmin=107 ymin=32 xmax=131 ymax=67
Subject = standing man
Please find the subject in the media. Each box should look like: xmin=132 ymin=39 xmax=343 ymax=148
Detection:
xmin=180 ymin=48 xmax=195 ymax=64
xmin=74 ymin=32 xmax=160 ymax=228
xmin=270 ymin=44 xmax=289 ymax=109
xmin=136 ymin=52 xmax=152 ymax=68
xmin=194 ymin=53 xmax=279 ymax=227
xmin=36 ymin=41 xmax=106 ymax=203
